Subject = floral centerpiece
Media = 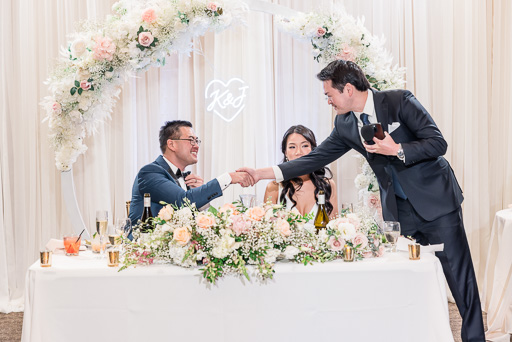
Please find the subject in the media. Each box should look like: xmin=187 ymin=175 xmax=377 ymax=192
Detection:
xmin=120 ymin=200 xmax=385 ymax=284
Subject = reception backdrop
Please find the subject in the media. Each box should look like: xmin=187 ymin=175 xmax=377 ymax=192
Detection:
xmin=0 ymin=0 xmax=511 ymax=312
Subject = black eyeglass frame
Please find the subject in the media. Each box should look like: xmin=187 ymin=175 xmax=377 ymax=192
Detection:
xmin=170 ymin=138 xmax=202 ymax=146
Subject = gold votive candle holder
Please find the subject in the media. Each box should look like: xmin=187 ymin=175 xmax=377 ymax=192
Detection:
xmin=408 ymin=243 xmax=420 ymax=260
xmin=40 ymin=250 xmax=52 ymax=267
xmin=108 ymin=249 xmax=120 ymax=267
xmin=343 ymin=245 xmax=354 ymax=262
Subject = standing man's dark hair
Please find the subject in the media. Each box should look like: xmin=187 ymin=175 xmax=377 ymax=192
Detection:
xmin=159 ymin=120 xmax=193 ymax=153
xmin=316 ymin=60 xmax=371 ymax=93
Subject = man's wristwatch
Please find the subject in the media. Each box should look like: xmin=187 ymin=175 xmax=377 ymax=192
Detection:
xmin=397 ymin=144 xmax=405 ymax=162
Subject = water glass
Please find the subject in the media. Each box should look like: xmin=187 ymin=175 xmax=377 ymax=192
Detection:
xmin=383 ymin=221 xmax=401 ymax=252
xmin=240 ymin=194 xmax=256 ymax=208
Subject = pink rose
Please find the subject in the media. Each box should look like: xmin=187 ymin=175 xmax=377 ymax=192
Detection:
xmin=138 ymin=31 xmax=154 ymax=47
xmin=80 ymin=80 xmax=91 ymax=90
xmin=195 ymin=213 xmax=215 ymax=229
xmin=219 ymin=203 xmax=238 ymax=215
xmin=173 ymin=227 xmax=191 ymax=246
xmin=353 ymin=232 xmax=368 ymax=249
xmin=141 ymin=8 xmax=157 ymax=23
xmin=367 ymin=194 xmax=380 ymax=208
xmin=207 ymin=2 xmax=217 ymax=11
xmin=316 ymin=27 xmax=326 ymax=37
xmin=52 ymin=102 xmax=62 ymax=114
xmin=92 ymin=36 xmax=116 ymax=61
xmin=346 ymin=213 xmax=361 ymax=230
xmin=276 ymin=218 xmax=291 ymax=237
xmin=327 ymin=236 xmax=344 ymax=252
xmin=372 ymin=234 xmax=380 ymax=247
xmin=246 ymin=206 xmax=265 ymax=221
xmin=336 ymin=44 xmax=356 ymax=62
xmin=377 ymin=245 xmax=385 ymax=257
xmin=230 ymin=214 xmax=248 ymax=236
xmin=363 ymin=251 xmax=373 ymax=259
xmin=158 ymin=204 xmax=174 ymax=221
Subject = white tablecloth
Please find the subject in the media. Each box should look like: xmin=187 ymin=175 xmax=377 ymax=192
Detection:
xmin=483 ymin=209 xmax=512 ymax=342
xmin=21 ymin=251 xmax=454 ymax=342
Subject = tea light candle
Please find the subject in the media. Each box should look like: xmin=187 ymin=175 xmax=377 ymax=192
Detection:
xmin=108 ymin=249 xmax=120 ymax=267
xmin=343 ymin=245 xmax=354 ymax=262
xmin=408 ymin=243 xmax=420 ymax=260
xmin=40 ymin=250 xmax=52 ymax=267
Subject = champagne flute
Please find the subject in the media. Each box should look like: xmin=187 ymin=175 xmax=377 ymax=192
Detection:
xmin=115 ymin=218 xmax=132 ymax=241
xmin=96 ymin=210 xmax=108 ymax=257
xmin=383 ymin=221 xmax=401 ymax=252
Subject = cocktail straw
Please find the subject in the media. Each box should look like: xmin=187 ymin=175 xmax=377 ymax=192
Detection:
xmin=75 ymin=229 xmax=85 ymax=243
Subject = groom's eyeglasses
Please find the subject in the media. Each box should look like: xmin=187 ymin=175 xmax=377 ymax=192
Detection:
xmin=171 ymin=138 xmax=202 ymax=147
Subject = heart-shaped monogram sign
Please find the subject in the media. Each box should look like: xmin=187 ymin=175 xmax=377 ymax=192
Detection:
xmin=204 ymin=78 xmax=249 ymax=122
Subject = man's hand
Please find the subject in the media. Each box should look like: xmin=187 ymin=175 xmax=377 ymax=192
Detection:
xmin=184 ymin=174 xmax=204 ymax=189
xmin=363 ymin=132 xmax=400 ymax=156
xmin=229 ymin=171 xmax=254 ymax=187
xmin=236 ymin=167 xmax=260 ymax=184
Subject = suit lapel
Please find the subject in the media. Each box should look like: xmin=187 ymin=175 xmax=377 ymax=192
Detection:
xmin=372 ymin=89 xmax=389 ymax=133
xmin=338 ymin=112 xmax=365 ymax=154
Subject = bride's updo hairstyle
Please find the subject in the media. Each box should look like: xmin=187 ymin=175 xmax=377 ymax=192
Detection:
xmin=280 ymin=125 xmax=334 ymax=215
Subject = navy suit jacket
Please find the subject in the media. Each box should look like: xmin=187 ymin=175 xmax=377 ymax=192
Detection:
xmin=129 ymin=155 xmax=222 ymax=224
xmin=279 ymin=89 xmax=463 ymax=222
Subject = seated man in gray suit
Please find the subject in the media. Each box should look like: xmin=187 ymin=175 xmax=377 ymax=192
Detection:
xmin=129 ymin=120 xmax=252 ymax=224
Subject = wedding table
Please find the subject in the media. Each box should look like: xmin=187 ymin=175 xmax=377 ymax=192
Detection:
xmin=21 ymin=250 xmax=454 ymax=342
xmin=482 ymin=208 xmax=512 ymax=342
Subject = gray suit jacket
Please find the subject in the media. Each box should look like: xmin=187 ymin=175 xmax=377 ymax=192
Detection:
xmin=129 ymin=155 xmax=222 ymax=223
xmin=279 ymin=89 xmax=463 ymax=221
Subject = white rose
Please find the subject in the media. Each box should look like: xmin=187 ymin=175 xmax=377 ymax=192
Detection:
xmin=282 ymin=245 xmax=300 ymax=259
xmin=71 ymin=39 xmax=87 ymax=57
xmin=339 ymin=222 xmax=356 ymax=241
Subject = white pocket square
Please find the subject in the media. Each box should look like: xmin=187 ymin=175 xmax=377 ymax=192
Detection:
xmin=388 ymin=122 xmax=401 ymax=133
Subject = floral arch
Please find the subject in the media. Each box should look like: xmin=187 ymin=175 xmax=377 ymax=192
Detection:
xmin=42 ymin=0 xmax=404 ymax=236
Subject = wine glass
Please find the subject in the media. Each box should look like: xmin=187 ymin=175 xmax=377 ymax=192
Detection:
xmin=383 ymin=221 xmax=401 ymax=252
xmin=115 ymin=218 xmax=132 ymax=241
xmin=96 ymin=210 xmax=108 ymax=257
xmin=341 ymin=203 xmax=354 ymax=214
xmin=239 ymin=194 xmax=256 ymax=208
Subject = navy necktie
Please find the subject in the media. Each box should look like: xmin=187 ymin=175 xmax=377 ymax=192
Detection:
xmin=360 ymin=113 xmax=371 ymax=125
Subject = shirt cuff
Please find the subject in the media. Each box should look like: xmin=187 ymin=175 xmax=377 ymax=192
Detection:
xmin=216 ymin=173 xmax=232 ymax=191
xmin=273 ymin=165 xmax=284 ymax=183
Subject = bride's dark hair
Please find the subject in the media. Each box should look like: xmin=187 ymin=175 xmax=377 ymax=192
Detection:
xmin=280 ymin=125 xmax=334 ymax=215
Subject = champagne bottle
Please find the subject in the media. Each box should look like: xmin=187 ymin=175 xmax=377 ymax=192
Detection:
xmin=140 ymin=193 xmax=154 ymax=233
xmin=314 ymin=190 xmax=329 ymax=234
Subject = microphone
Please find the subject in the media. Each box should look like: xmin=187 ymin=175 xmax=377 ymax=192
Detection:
xmin=361 ymin=123 xmax=385 ymax=145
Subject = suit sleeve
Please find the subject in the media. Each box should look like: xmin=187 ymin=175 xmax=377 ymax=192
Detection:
xmin=400 ymin=91 xmax=448 ymax=165
xmin=278 ymin=119 xmax=351 ymax=181
xmin=137 ymin=164 xmax=222 ymax=208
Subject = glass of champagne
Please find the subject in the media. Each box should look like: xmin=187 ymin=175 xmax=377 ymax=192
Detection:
xmin=341 ymin=203 xmax=354 ymax=214
xmin=383 ymin=221 xmax=401 ymax=252
xmin=116 ymin=218 xmax=132 ymax=241
xmin=96 ymin=210 xmax=108 ymax=257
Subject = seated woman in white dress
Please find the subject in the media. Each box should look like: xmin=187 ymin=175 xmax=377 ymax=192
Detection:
xmin=264 ymin=125 xmax=338 ymax=218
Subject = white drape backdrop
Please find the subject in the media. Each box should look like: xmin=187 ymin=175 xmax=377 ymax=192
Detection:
xmin=1 ymin=0 xmax=511 ymax=313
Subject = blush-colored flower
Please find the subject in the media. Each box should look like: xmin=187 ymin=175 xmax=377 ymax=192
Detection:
xmin=363 ymin=251 xmax=373 ymax=259
xmin=219 ymin=203 xmax=238 ymax=214
xmin=207 ymin=2 xmax=217 ymax=11
xmin=346 ymin=213 xmax=361 ymax=230
xmin=246 ymin=206 xmax=265 ymax=221
xmin=367 ymin=194 xmax=380 ymax=208
xmin=158 ymin=204 xmax=174 ymax=221
xmin=52 ymin=102 xmax=62 ymax=114
xmin=173 ymin=226 xmax=191 ymax=246
xmin=195 ymin=213 xmax=215 ymax=229
xmin=276 ymin=218 xmax=291 ymax=237
xmin=138 ymin=31 xmax=154 ymax=47
xmin=336 ymin=44 xmax=356 ymax=62
xmin=230 ymin=214 xmax=247 ymax=236
xmin=327 ymin=236 xmax=344 ymax=251
xmin=141 ymin=8 xmax=157 ymax=23
xmin=80 ymin=80 xmax=91 ymax=90
xmin=353 ymin=232 xmax=369 ymax=249
xmin=316 ymin=27 xmax=326 ymax=37
xmin=92 ymin=36 xmax=116 ymax=61
xmin=377 ymin=245 xmax=385 ymax=257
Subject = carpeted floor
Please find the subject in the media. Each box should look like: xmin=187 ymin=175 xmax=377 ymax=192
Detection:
xmin=0 ymin=304 xmax=508 ymax=342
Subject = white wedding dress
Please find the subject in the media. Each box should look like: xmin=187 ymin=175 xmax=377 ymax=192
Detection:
xmin=278 ymin=184 xmax=318 ymax=216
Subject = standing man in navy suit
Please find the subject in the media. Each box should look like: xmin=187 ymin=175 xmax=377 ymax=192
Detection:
xmin=240 ymin=60 xmax=484 ymax=342
xmin=129 ymin=120 xmax=252 ymax=223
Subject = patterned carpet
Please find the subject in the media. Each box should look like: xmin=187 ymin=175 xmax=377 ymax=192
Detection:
xmin=0 ymin=303 xmax=506 ymax=342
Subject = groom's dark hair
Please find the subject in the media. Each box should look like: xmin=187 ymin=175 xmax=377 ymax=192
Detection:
xmin=159 ymin=120 xmax=193 ymax=153
xmin=317 ymin=60 xmax=370 ymax=93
